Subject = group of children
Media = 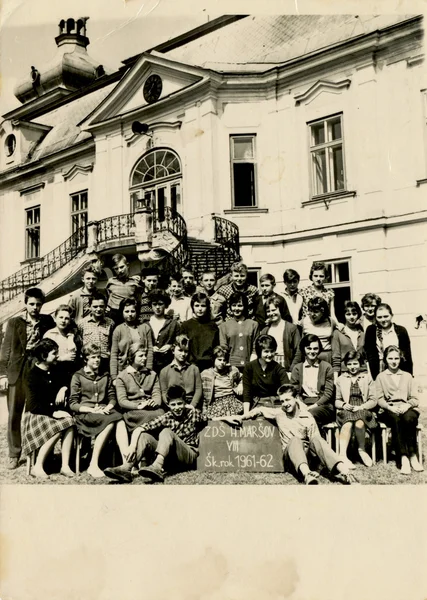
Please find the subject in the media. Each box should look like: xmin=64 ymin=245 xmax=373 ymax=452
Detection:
xmin=0 ymin=254 xmax=422 ymax=485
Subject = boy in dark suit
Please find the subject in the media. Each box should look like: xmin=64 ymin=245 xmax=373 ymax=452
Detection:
xmin=0 ymin=287 xmax=54 ymax=468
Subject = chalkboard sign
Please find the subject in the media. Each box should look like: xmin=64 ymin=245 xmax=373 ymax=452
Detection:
xmin=197 ymin=418 xmax=283 ymax=472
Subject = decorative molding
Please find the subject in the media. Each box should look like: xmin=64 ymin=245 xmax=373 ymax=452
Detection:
xmin=11 ymin=120 xmax=51 ymax=134
xmin=294 ymin=79 xmax=352 ymax=106
xmin=19 ymin=182 xmax=45 ymax=196
xmin=302 ymin=190 xmax=356 ymax=209
xmin=224 ymin=208 xmax=269 ymax=215
xmin=62 ymin=163 xmax=94 ymax=181
xmin=125 ymin=120 xmax=182 ymax=147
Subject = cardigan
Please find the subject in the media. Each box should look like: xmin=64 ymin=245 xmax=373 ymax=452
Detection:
xmin=375 ymin=369 xmax=419 ymax=410
xmin=69 ymin=368 xmax=116 ymax=413
xmin=24 ymin=364 xmax=67 ymax=417
xmin=242 ymin=359 xmax=289 ymax=407
xmin=335 ymin=372 xmax=376 ymax=409
xmin=201 ymin=366 xmax=242 ymax=405
xmin=115 ymin=366 xmax=161 ymax=411
xmin=0 ymin=313 xmax=55 ymax=384
xmin=180 ymin=318 xmax=219 ymax=372
xmin=219 ymin=318 xmax=259 ymax=368
xmin=290 ymin=361 xmax=334 ymax=406
xmin=331 ymin=327 xmax=365 ymax=374
xmin=261 ymin=321 xmax=301 ymax=372
xmin=110 ymin=322 xmax=153 ymax=379
xmin=364 ymin=323 xmax=413 ymax=380
xmin=159 ymin=362 xmax=203 ymax=407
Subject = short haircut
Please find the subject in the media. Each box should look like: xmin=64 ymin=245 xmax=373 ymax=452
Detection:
xmin=32 ymin=338 xmax=58 ymax=362
xmin=54 ymin=304 xmax=73 ymax=317
xmin=166 ymin=384 xmax=186 ymax=402
xmin=173 ymin=334 xmax=190 ymax=352
xmin=128 ymin=342 xmax=148 ymax=365
xmin=230 ymin=261 xmax=248 ymax=274
xmin=169 ymin=273 xmax=184 ymax=284
xmin=260 ymin=273 xmax=276 ymax=286
xmin=307 ymin=296 xmax=330 ymax=319
xmin=181 ymin=266 xmax=194 ymax=276
xmin=148 ymin=288 xmax=171 ymax=308
xmin=283 ymin=269 xmax=300 ymax=283
xmin=228 ymin=291 xmax=248 ymax=315
xmin=309 ymin=261 xmax=327 ymax=281
xmin=213 ymin=344 xmax=230 ymax=362
xmin=141 ymin=266 xmax=160 ymax=279
xmin=82 ymin=266 xmax=98 ymax=277
xmin=343 ymin=350 xmax=362 ymax=365
xmin=190 ymin=292 xmax=211 ymax=311
xmin=361 ymin=293 xmax=382 ymax=307
xmin=82 ymin=343 xmax=102 ymax=360
xmin=299 ymin=334 xmax=323 ymax=355
xmin=375 ymin=302 xmax=393 ymax=317
xmin=112 ymin=254 xmax=127 ymax=267
xmin=277 ymin=383 xmax=300 ymax=398
xmin=383 ymin=345 xmax=402 ymax=361
xmin=119 ymin=297 xmax=139 ymax=315
xmin=25 ymin=287 xmax=45 ymax=304
xmin=88 ymin=291 xmax=107 ymax=306
xmin=201 ymin=270 xmax=216 ymax=280
xmin=255 ymin=334 xmax=277 ymax=358
xmin=343 ymin=300 xmax=362 ymax=319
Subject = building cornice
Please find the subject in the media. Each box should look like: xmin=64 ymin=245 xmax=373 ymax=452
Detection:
xmin=19 ymin=182 xmax=45 ymax=196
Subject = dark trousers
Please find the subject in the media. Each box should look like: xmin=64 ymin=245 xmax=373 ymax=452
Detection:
xmin=7 ymin=377 xmax=26 ymax=458
xmin=136 ymin=428 xmax=198 ymax=471
xmin=284 ymin=435 xmax=340 ymax=474
xmin=304 ymin=397 xmax=335 ymax=428
xmin=380 ymin=409 xmax=419 ymax=464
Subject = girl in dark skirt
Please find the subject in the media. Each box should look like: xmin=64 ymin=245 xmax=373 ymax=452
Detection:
xmin=69 ymin=343 xmax=128 ymax=478
xmin=335 ymin=350 xmax=377 ymax=468
xmin=201 ymin=345 xmax=243 ymax=418
xmin=115 ymin=342 xmax=164 ymax=435
xmin=22 ymin=339 xmax=75 ymax=479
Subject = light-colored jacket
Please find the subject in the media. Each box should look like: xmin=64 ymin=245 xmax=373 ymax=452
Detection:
xmin=335 ymin=372 xmax=376 ymax=410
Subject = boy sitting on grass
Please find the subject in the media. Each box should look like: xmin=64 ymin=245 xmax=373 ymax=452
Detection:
xmin=104 ymin=384 xmax=239 ymax=484
xmin=243 ymin=384 xmax=358 ymax=485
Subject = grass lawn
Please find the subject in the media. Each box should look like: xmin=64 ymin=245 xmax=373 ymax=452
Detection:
xmin=1 ymin=405 xmax=426 ymax=486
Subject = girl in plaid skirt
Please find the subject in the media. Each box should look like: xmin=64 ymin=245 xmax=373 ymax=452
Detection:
xmin=22 ymin=339 xmax=75 ymax=479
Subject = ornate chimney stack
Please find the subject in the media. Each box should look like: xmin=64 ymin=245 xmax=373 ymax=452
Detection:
xmin=55 ymin=17 xmax=90 ymax=49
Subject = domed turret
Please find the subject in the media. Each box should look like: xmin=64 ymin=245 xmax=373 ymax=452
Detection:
xmin=14 ymin=17 xmax=111 ymax=104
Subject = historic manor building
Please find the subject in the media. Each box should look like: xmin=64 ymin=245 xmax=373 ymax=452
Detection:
xmin=0 ymin=15 xmax=426 ymax=377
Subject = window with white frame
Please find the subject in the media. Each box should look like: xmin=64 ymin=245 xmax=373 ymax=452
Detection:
xmin=71 ymin=190 xmax=88 ymax=245
xmin=323 ymin=258 xmax=351 ymax=323
xmin=25 ymin=206 xmax=40 ymax=259
xmin=309 ymin=115 xmax=346 ymax=197
xmin=230 ymin=135 xmax=257 ymax=208
xmin=246 ymin=267 xmax=261 ymax=289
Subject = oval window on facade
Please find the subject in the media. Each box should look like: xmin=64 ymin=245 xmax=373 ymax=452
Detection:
xmin=5 ymin=134 xmax=16 ymax=157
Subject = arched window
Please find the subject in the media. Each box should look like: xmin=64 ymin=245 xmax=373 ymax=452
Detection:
xmin=130 ymin=148 xmax=182 ymax=220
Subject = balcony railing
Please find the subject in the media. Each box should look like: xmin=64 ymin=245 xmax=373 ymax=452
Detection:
xmin=97 ymin=213 xmax=135 ymax=244
xmin=213 ymin=215 xmax=239 ymax=254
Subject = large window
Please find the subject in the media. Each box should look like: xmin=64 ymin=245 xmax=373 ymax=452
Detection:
xmin=71 ymin=190 xmax=88 ymax=245
xmin=309 ymin=115 xmax=346 ymax=196
xmin=230 ymin=135 xmax=257 ymax=208
xmin=25 ymin=206 xmax=40 ymax=259
xmin=130 ymin=148 xmax=182 ymax=221
xmin=323 ymin=258 xmax=351 ymax=323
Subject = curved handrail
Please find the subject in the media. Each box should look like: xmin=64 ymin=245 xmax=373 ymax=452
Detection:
xmin=0 ymin=225 xmax=87 ymax=303
xmin=213 ymin=215 xmax=239 ymax=254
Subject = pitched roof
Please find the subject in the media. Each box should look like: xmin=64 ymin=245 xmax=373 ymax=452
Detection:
xmin=164 ymin=14 xmax=419 ymax=72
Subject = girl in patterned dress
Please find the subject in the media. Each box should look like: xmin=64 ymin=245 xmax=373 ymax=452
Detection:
xmin=22 ymin=339 xmax=75 ymax=479
xmin=300 ymin=261 xmax=336 ymax=320
xmin=201 ymin=345 xmax=243 ymax=417
xmin=335 ymin=350 xmax=377 ymax=468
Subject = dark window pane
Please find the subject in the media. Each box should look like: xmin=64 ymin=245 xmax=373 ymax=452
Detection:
xmin=312 ymin=150 xmax=327 ymax=195
xmin=171 ymin=185 xmax=177 ymax=215
xmin=336 ymin=262 xmax=349 ymax=282
xmin=246 ymin=270 xmax=259 ymax=287
xmin=72 ymin=197 xmax=79 ymax=212
xmin=157 ymin=187 xmax=165 ymax=222
xmin=324 ymin=264 xmax=332 ymax=283
xmin=333 ymin=286 xmax=351 ymax=324
xmin=311 ymin=122 xmax=325 ymax=146
xmin=328 ymin=118 xmax=342 ymax=141
xmin=331 ymin=146 xmax=345 ymax=190
xmin=233 ymin=163 xmax=255 ymax=207
xmin=233 ymin=138 xmax=254 ymax=160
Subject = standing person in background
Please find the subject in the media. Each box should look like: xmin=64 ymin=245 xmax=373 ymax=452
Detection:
xmin=168 ymin=274 xmax=192 ymax=323
xmin=139 ymin=267 xmax=160 ymax=323
xmin=68 ymin=266 xmax=99 ymax=323
xmin=219 ymin=292 xmax=259 ymax=371
xmin=282 ymin=269 xmax=304 ymax=325
xmin=331 ymin=300 xmax=365 ymax=379
xmin=360 ymin=293 xmax=382 ymax=332
xmin=180 ymin=293 xmax=219 ymax=372
xmin=211 ymin=262 xmax=259 ymax=322
xmin=300 ymin=261 xmax=337 ymax=322
xmin=105 ymin=254 xmax=142 ymax=324
xmin=364 ymin=303 xmax=413 ymax=380
xmin=253 ymin=273 xmax=291 ymax=329
xmin=44 ymin=304 xmax=82 ymax=387
xmin=147 ymin=289 xmax=180 ymax=374
xmin=196 ymin=270 xmax=217 ymax=298
xmin=181 ymin=267 xmax=197 ymax=298
xmin=78 ymin=291 xmax=114 ymax=373
xmin=0 ymin=287 xmax=54 ymax=469
xmin=261 ymin=295 xmax=300 ymax=374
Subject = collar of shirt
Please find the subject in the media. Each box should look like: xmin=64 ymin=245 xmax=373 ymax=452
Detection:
xmin=24 ymin=311 xmax=40 ymax=325
xmin=86 ymin=314 xmax=108 ymax=325
xmin=126 ymin=365 xmax=149 ymax=375
xmin=84 ymin=366 xmax=99 ymax=377
xmin=283 ymin=290 xmax=300 ymax=299
xmin=385 ymin=369 xmax=403 ymax=376
xmin=382 ymin=324 xmax=396 ymax=336
xmin=170 ymin=360 xmax=190 ymax=372
xmin=303 ymin=361 xmax=319 ymax=368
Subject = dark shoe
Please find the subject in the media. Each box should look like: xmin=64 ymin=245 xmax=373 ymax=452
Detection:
xmin=138 ymin=465 xmax=165 ymax=482
xmin=304 ymin=471 xmax=320 ymax=485
xmin=337 ymin=472 xmax=359 ymax=485
xmin=104 ymin=466 xmax=133 ymax=484
xmin=7 ymin=457 xmax=19 ymax=470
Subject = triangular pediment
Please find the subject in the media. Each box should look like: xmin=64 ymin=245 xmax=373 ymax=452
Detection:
xmin=82 ymin=52 xmax=210 ymax=127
